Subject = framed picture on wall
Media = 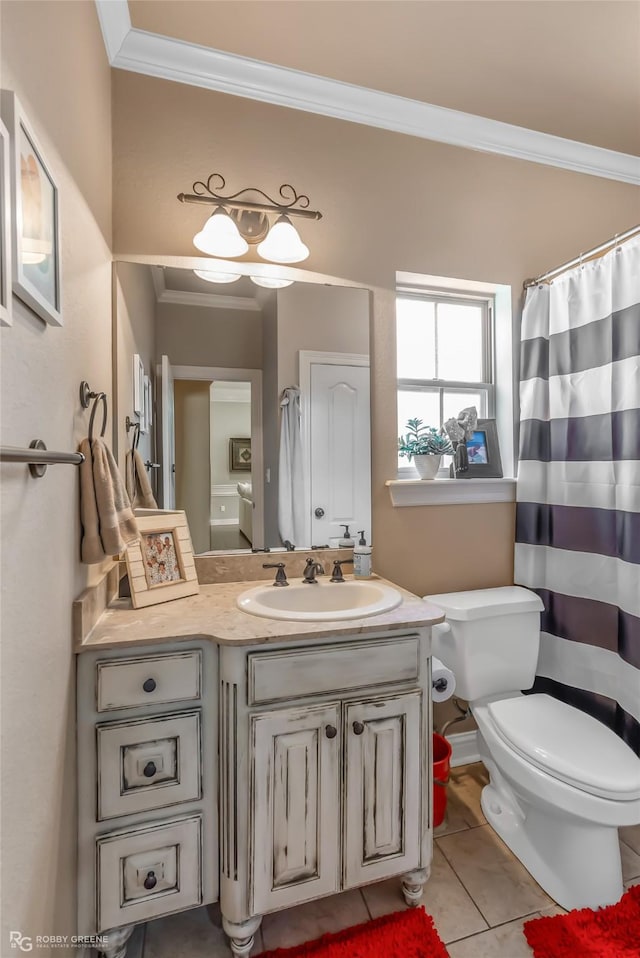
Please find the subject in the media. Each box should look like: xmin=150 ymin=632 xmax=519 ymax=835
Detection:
xmin=0 ymin=117 xmax=11 ymax=327
xmin=1 ymin=90 xmax=61 ymax=326
xmin=124 ymin=511 xmax=199 ymax=609
xmin=133 ymin=353 xmax=144 ymax=416
xmin=462 ymin=419 xmax=503 ymax=478
xmin=229 ymin=437 xmax=252 ymax=472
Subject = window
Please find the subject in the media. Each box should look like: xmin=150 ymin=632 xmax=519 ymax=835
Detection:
xmin=397 ymin=291 xmax=494 ymax=474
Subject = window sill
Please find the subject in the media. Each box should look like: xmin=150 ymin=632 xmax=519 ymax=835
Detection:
xmin=385 ymin=477 xmax=516 ymax=507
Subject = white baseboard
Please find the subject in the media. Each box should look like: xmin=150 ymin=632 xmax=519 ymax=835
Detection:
xmin=448 ymin=730 xmax=481 ymax=767
xmin=210 ymin=519 xmax=240 ymax=527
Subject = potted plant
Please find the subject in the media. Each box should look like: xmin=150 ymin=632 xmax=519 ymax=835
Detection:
xmin=398 ymin=418 xmax=454 ymax=479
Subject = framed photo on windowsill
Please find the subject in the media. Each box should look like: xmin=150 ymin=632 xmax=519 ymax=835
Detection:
xmin=461 ymin=419 xmax=503 ymax=478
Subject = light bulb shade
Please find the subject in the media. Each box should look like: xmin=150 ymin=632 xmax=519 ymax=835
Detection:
xmin=257 ymin=215 xmax=309 ymax=264
xmin=250 ymin=275 xmax=294 ymax=289
xmin=194 ymin=269 xmax=241 ymax=284
xmin=193 ymin=208 xmax=249 ymax=258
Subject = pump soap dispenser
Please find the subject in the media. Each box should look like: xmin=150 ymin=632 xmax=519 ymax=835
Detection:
xmin=353 ymin=531 xmax=372 ymax=578
xmin=338 ymin=525 xmax=355 ymax=547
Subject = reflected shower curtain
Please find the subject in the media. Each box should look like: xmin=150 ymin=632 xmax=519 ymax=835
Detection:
xmin=515 ymin=234 xmax=640 ymax=754
xmin=278 ymin=387 xmax=305 ymax=548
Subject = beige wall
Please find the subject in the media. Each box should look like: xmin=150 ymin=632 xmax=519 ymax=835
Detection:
xmin=0 ymin=1 xmax=112 ymax=952
xmin=174 ymin=380 xmax=211 ymax=554
xmin=156 ymin=302 xmax=262 ymax=369
xmin=113 ymin=72 xmax=638 ymax=597
xmin=114 ymin=261 xmax=157 ymax=469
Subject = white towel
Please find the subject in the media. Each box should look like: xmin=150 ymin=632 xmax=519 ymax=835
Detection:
xmin=125 ymin=447 xmax=158 ymax=509
xmin=278 ymin=387 xmax=306 ymax=547
xmin=80 ymin=438 xmax=139 ymax=563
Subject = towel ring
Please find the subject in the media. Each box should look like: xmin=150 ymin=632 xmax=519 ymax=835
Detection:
xmin=88 ymin=393 xmax=108 ymax=440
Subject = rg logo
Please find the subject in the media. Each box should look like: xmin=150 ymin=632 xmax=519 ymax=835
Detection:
xmin=9 ymin=932 xmax=33 ymax=952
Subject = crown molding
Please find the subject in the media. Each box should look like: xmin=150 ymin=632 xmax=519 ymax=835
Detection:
xmin=96 ymin=0 xmax=639 ymax=185
xmin=156 ymin=287 xmax=260 ymax=311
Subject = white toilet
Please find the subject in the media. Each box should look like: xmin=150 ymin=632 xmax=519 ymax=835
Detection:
xmin=426 ymin=585 xmax=640 ymax=911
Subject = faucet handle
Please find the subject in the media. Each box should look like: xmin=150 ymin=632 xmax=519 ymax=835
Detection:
xmin=330 ymin=558 xmax=353 ymax=582
xmin=263 ymin=562 xmax=289 ymax=587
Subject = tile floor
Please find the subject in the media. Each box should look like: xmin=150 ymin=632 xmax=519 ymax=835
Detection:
xmin=142 ymin=762 xmax=640 ymax=958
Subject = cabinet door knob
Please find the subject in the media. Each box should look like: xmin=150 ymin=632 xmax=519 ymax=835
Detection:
xmin=352 ymin=721 xmax=365 ymax=735
xmin=325 ymin=724 xmax=337 ymax=739
xmin=143 ymin=871 xmax=157 ymax=890
xmin=143 ymin=761 xmax=157 ymax=778
xmin=142 ymin=678 xmax=156 ymax=693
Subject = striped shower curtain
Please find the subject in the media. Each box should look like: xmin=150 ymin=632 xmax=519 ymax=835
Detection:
xmin=515 ymin=234 xmax=640 ymax=755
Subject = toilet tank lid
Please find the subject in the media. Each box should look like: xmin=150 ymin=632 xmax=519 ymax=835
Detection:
xmin=424 ymin=586 xmax=544 ymax=621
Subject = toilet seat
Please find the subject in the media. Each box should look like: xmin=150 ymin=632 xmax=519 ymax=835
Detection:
xmin=486 ymin=694 xmax=640 ymax=801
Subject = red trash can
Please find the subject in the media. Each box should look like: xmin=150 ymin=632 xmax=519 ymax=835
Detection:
xmin=432 ymin=733 xmax=453 ymax=827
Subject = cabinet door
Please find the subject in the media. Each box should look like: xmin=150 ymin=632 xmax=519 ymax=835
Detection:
xmin=251 ymin=703 xmax=340 ymax=915
xmin=344 ymin=692 xmax=422 ymax=888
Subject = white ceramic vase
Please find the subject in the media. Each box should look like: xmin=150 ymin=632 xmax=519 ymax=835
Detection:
xmin=413 ymin=454 xmax=441 ymax=479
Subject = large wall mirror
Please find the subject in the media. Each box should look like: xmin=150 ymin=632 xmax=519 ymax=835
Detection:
xmin=114 ymin=259 xmax=371 ymax=556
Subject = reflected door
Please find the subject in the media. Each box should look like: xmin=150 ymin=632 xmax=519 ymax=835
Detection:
xmin=309 ymin=362 xmax=371 ymax=545
xmin=158 ymin=354 xmax=176 ymax=510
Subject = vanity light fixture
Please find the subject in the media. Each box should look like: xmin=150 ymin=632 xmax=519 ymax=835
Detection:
xmin=193 ymin=268 xmax=242 ymax=284
xmin=250 ymin=275 xmax=294 ymax=289
xmin=178 ymin=173 xmax=321 ymax=264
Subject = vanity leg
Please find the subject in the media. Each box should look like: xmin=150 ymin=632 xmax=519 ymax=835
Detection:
xmin=100 ymin=924 xmax=136 ymax=958
xmin=222 ymin=914 xmax=262 ymax=957
xmin=402 ymin=866 xmax=429 ymax=907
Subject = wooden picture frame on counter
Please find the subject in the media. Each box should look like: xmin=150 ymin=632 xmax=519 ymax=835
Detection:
xmin=125 ymin=510 xmax=199 ymax=609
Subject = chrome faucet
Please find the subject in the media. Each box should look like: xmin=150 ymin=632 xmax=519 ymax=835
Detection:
xmin=263 ymin=562 xmax=289 ymax=587
xmin=302 ymin=558 xmax=325 ymax=584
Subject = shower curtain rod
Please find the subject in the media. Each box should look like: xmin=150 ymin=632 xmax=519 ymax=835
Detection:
xmin=524 ymin=224 xmax=640 ymax=289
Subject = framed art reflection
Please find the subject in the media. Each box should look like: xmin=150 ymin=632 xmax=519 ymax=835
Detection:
xmin=1 ymin=90 xmax=61 ymax=326
xmin=0 ymin=117 xmax=11 ymax=327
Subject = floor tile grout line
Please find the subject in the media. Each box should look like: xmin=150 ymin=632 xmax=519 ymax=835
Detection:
xmin=359 ymin=888 xmax=373 ymax=921
xmin=444 ymin=908 xmax=546 ymax=946
xmin=432 ymin=839 xmax=491 ymax=933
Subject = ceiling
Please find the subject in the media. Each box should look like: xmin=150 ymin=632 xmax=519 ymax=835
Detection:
xmin=127 ymin=0 xmax=640 ymax=155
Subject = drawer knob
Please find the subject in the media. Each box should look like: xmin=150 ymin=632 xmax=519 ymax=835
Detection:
xmin=142 ymin=678 xmax=157 ymax=693
xmin=143 ymin=871 xmax=157 ymax=890
xmin=143 ymin=761 xmax=157 ymax=778
xmin=352 ymin=721 xmax=365 ymax=735
xmin=325 ymin=724 xmax=337 ymax=739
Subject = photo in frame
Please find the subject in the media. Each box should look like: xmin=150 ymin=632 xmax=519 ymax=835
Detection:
xmin=462 ymin=418 xmax=503 ymax=478
xmin=0 ymin=117 xmax=11 ymax=327
xmin=229 ymin=437 xmax=252 ymax=472
xmin=1 ymin=90 xmax=61 ymax=326
xmin=124 ymin=511 xmax=199 ymax=609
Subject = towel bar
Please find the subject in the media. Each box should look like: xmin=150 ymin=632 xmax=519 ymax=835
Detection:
xmin=1 ymin=440 xmax=85 ymax=478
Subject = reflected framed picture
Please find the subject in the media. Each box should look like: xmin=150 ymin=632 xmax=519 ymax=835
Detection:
xmin=229 ymin=437 xmax=252 ymax=472
xmin=463 ymin=419 xmax=503 ymax=478
xmin=1 ymin=91 xmax=61 ymax=326
xmin=0 ymin=117 xmax=11 ymax=327
xmin=124 ymin=511 xmax=199 ymax=609
xmin=133 ymin=353 xmax=144 ymax=416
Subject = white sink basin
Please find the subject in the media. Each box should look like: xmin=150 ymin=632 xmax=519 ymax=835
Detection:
xmin=237 ymin=580 xmax=403 ymax=622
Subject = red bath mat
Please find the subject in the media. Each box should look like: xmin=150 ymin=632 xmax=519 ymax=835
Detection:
xmin=256 ymin=907 xmax=449 ymax=957
xmin=524 ymin=884 xmax=640 ymax=957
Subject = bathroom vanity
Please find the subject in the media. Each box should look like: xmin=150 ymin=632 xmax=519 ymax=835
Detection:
xmin=75 ymin=578 xmax=444 ymax=957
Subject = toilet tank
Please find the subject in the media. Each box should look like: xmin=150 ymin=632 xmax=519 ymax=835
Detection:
xmin=424 ymin=587 xmax=545 ymax=702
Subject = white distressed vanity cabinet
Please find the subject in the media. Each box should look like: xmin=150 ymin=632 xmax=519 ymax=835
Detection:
xmin=75 ymin=580 xmax=441 ymax=958
xmin=76 ymin=642 xmax=218 ymax=958
xmin=218 ymin=629 xmax=432 ymax=956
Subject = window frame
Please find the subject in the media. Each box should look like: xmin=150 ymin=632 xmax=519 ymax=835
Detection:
xmin=396 ymin=288 xmax=496 ymax=478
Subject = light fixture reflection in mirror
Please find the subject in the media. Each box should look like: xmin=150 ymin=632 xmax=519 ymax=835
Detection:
xmin=193 ymin=269 xmax=242 ymax=284
xmin=250 ymin=275 xmax=294 ymax=289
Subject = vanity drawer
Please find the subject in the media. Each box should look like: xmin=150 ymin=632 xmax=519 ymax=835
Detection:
xmin=96 ymin=650 xmax=202 ymax=712
xmin=247 ymin=635 xmax=421 ymax=705
xmin=96 ymin=815 xmax=202 ymax=932
xmin=97 ymin=710 xmax=202 ymax=820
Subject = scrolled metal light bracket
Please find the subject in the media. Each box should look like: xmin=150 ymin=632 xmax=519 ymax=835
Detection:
xmin=177 ymin=173 xmax=322 ymax=223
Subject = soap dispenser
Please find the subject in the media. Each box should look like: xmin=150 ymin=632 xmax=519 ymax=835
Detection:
xmin=338 ymin=524 xmax=355 ymax=547
xmin=353 ymin=530 xmax=372 ymax=578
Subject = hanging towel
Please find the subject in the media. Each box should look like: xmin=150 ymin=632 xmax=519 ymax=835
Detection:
xmin=278 ymin=387 xmax=306 ymax=547
xmin=125 ymin=447 xmax=158 ymax=509
xmin=80 ymin=438 xmax=139 ymax=564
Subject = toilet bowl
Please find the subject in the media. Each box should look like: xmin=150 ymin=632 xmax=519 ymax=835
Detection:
xmin=425 ymin=586 xmax=640 ymax=911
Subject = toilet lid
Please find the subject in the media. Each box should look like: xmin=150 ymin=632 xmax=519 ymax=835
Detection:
xmin=487 ymin=695 xmax=640 ymax=801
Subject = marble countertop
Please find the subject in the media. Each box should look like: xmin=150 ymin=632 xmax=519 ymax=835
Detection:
xmin=76 ymin=577 xmax=445 ymax=652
